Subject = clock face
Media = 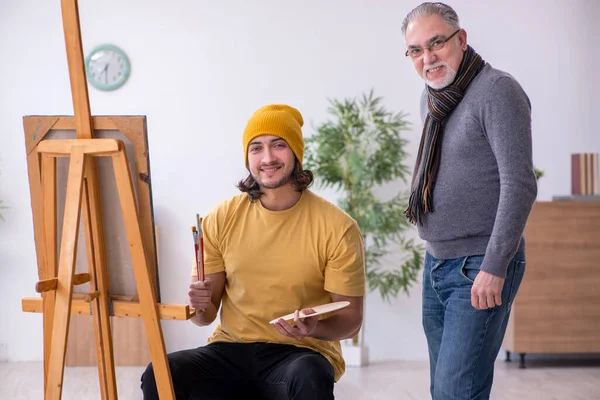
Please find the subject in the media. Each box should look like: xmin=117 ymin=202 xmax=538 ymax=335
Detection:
xmin=85 ymin=44 xmax=130 ymax=91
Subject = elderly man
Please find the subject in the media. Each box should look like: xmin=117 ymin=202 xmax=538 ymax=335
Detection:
xmin=402 ymin=2 xmax=537 ymax=399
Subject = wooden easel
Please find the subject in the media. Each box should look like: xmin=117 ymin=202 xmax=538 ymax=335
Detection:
xmin=20 ymin=1 xmax=194 ymax=399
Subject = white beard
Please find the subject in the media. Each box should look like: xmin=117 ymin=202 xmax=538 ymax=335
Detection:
xmin=423 ymin=62 xmax=457 ymax=90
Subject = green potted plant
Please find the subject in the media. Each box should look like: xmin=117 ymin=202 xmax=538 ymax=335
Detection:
xmin=305 ymin=90 xmax=424 ymax=366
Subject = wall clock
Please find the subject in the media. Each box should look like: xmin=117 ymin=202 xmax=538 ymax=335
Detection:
xmin=85 ymin=44 xmax=131 ymax=91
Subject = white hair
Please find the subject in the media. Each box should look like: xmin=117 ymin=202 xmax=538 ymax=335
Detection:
xmin=401 ymin=2 xmax=460 ymax=35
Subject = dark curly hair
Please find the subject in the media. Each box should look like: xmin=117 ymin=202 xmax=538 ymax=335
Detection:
xmin=237 ymin=160 xmax=314 ymax=201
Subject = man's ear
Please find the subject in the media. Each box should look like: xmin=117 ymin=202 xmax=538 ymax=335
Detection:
xmin=459 ymin=29 xmax=468 ymax=51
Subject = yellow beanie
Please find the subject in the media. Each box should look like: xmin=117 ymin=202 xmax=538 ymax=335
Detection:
xmin=242 ymin=104 xmax=305 ymax=168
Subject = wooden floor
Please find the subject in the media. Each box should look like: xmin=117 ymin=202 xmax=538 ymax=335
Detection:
xmin=1 ymin=358 xmax=599 ymax=399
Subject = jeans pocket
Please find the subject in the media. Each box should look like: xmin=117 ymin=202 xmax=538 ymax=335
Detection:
xmin=459 ymin=255 xmax=485 ymax=284
xmin=506 ymin=260 xmax=526 ymax=303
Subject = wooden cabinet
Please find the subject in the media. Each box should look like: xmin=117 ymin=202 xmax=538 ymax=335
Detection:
xmin=503 ymin=201 xmax=600 ymax=367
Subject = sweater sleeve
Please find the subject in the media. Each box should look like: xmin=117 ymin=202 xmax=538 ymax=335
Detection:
xmin=480 ymin=76 xmax=538 ymax=277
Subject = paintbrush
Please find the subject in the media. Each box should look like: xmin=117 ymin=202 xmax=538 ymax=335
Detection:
xmin=194 ymin=213 xmax=205 ymax=282
xmin=191 ymin=226 xmax=200 ymax=280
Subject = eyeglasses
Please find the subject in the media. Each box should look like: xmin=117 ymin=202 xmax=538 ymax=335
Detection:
xmin=405 ymin=29 xmax=460 ymax=59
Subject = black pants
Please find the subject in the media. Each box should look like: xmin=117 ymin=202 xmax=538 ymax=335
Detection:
xmin=140 ymin=342 xmax=335 ymax=400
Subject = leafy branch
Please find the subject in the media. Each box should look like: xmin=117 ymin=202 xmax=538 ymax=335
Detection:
xmin=305 ymin=89 xmax=424 ymax=302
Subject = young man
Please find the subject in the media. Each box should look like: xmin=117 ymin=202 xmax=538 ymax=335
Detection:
xmin=141 ymin=104 xmax=366 ymax=400
xmin=402 ymin=3 xmax=537 ymax=399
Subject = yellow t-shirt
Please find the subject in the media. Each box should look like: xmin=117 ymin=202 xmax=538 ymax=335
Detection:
xmin=192 ymin=189 xmax=365 ymax=381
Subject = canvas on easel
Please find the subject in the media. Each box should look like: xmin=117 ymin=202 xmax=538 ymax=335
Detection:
xmin=23 ymin=116 xmax=162 ymax=367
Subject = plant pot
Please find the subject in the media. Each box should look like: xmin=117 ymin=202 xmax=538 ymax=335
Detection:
xmin=341 ymin=343 xmax=369 ymax=367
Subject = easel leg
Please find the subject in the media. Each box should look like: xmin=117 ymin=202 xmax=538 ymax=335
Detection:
xmin=45 ymin=147 xmax=86 ymax=400
xmin=81 ymin=176 xmax=118 ymax=400
xmin=41 ymin=154 xmax=57 ymax=395
xmin=112 ymin=147 xmax=175 ymax=400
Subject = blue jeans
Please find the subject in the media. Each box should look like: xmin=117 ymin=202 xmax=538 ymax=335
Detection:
xmin=422 ymin=251 xmax=526 ymax=399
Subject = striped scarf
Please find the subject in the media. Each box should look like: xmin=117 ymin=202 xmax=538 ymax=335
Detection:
xmin=404 ymin=46 xmax=485 ymax=225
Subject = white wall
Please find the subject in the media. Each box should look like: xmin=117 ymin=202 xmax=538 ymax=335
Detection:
xmin=0 ymin=0 xmax=598 ymax=363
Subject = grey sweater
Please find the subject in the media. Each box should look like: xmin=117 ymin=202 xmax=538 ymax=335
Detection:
xmin=418 ymin=63 xmax=538 ymax=277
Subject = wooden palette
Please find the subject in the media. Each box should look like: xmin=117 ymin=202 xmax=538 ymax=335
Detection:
xmin=269 ymin=301 xmax=350 ymax=324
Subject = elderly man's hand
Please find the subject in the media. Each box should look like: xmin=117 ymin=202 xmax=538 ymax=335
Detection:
xmin=471 ymin=271 xmax=505 ymax=310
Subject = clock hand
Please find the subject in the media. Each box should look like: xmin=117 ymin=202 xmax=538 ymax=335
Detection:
xmin=101 ymin=64 xmax=109 ymax=84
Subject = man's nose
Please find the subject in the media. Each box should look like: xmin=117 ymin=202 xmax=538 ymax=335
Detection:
xmin=262 ymin=148 xmax=276 ymax=163
xmin=422 ymin=49 xmax=437 ymax=65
